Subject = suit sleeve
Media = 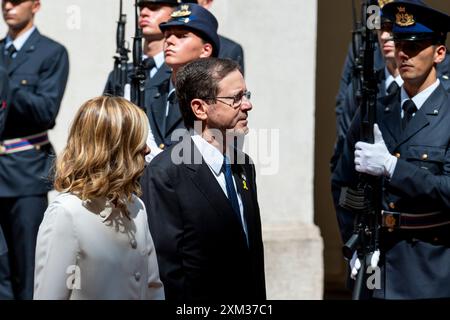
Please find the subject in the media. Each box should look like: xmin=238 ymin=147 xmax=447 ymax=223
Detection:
xmin=389 ymin=149 xmax=450 ymax=208
xmin=33 ymin=203 xmax=78 ymax=300
xmin=10 ymin=45 xmax=69 ymax=128
xmin=140 ymin=164 xmax=185 ymax=301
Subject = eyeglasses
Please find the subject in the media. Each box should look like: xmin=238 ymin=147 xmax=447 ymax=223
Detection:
xmin=207 ymin=91 xmax=251 ymax=109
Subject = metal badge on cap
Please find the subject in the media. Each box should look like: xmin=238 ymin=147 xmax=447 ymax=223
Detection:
xmin=396 ymin=6 xmax=415 ymax=27
xmin=171 ymin=4 xmax=191 ymax=18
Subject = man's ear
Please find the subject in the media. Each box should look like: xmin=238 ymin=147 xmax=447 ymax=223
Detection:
xmin=199 ymin=43 xmax=213 ymax=58
xmin=434 ymin=44 xmax=446 ymax=64
xmin=32 ymin=0 xmax=41 ymax=15
xmin=191 ymin=98 xmax=208 ymax=122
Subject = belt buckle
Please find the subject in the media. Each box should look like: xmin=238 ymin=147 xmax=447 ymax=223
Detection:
xmin=382 ymin=210 xmax=401 ymax=232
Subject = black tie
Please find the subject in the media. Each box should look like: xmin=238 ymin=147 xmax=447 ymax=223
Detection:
xmin=142 ymin=57 xmax=156 ymax=71
xmin=387 ymin=81 xmax=400 ymax=95
xmin=402 ymin=99 xmax=417 ymax=130
xmin=5 ymin=44 xmax=16 ymax=66
xmin=222 ymin=155 xmax=248 ymax=245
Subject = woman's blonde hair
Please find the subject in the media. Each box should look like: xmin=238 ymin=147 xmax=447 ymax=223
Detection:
xmin=54 ymin=96 xmax=149 ymax=214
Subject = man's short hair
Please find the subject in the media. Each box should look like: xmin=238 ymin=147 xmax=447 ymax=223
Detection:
xmin=176 ymin=58 xmax=241 ymax=129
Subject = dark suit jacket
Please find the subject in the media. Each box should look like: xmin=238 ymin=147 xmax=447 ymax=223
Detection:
xmin=0 ymin=29 xmax=69 ymax=197
xmin=0 ymin=66 xmax=8 ymax=137
xmin=147 ymin=77 xmax=186 ymax=148
xmin=219 ymin=35 xmax=245 ymax=76
xmin=140 ymin=135 xmax=266 ymax=301
xmin=333 ymin=84 xmax=450 ymax=299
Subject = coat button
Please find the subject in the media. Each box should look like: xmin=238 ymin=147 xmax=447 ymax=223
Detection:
xmin=421 ymin=154 xmax=428 ymax=160
xmin=130 ymin=239 xmax=137 ymax=249
xmin=389 ymin=202 xmax=396 ymax=209
xmin=134 ymin=272 xmax=141 ymax=281
xmin=395 ymin=153 xmax=401 ymax=158
xmin=21 ymin=79 xmax=28 ymax=85
xmin=159 ymin=143 xmax=165 ymax=149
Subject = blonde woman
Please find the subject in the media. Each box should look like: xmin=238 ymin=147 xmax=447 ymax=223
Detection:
xmin=33 ymin=96 xmax=164 ymax=300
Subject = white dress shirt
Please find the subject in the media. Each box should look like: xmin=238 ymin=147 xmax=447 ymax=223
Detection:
xmin=34 ymin=193 xmax=164 ymax=300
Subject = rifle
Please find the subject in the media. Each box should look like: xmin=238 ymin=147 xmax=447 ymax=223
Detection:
xmin=130 ymin=0 xmax=147 ymax=109
xmin=339 ymin=0 xmax=381 ymax=300
xmin=112 ymin=0 xmax=129 ymax=97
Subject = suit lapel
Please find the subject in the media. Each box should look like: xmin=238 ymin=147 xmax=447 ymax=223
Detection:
xmin=379 ymin=91 xmax=402 ymax=145
xmin=149 ymin=80 xmax=169 ymax=139
xmin=8 ymin=29 xmax=40 ymax=75
xmin=183 ymin=137 xmax=249 ymax=244
xmin=147 ymin=63 xmax=171 ymax=89
xmin=396 ymin=84 xmax=447 ymax=148
xmin=0 ymin=40 xmax=5 ymax=67
xmin=165 ymin=98 xmax=182 ymax=137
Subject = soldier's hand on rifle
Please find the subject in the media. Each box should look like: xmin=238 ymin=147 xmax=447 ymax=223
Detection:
xmin=350 ymin=252 xmax=361 ymax=280
xmin=354 ymin=124 xmax=397 ymax=178
xmin=350 ymin=250 xmax=381 ymax=280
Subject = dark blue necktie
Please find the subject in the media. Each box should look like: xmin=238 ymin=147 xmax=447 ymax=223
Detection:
xmin=223 ymin=155 xmax=241 ymax=218
xmin=5 ymin=44 xmax=16 ymax=66
xmin=223 ymin=155 xmax=248 ymax=246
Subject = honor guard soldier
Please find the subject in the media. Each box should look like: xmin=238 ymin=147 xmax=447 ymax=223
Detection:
xmin=0 ymin=0 xmax=69 ymax=299
xmin=333 ymin=1 xmax=450 ymax=299
xmin=181 ymin=0 xmax=245 ymax=75
xmin=145 ymin=2 xmax=219 ymax=153
xmin=0 ymin=65 xmax=13 ymax=300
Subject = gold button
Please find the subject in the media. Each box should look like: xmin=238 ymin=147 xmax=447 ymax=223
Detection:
xmin=395 ymin=153 xmax=401 ymax=158
xmin=35 ymin=145 xmax=41 ymax=151
xmin=159 ymin=143 xmax=165 ymax=149
xmin=433 ymin=237 xmax=439 ymax=242
xmin=389 ymin=202 xmax=396 ymax=209
xmin=21 ymin=79 xmax=28 ymax=85
xmin=422 ymin=154 xmax=428 ymax=160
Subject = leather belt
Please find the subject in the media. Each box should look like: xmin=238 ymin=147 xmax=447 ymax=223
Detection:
xmin=0 ymin=131 xmax=50 ymax=155
xmin=381 ymin=210 xmax=450 ymax=231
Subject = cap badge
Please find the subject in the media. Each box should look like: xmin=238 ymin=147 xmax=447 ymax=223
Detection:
xmin=171 ymin=4 xmax=191 ymax=18
xmin=396 ymin=6 xmax=415 ymax=27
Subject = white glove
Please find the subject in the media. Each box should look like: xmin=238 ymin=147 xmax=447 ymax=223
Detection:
xmin=349 ymin=250 xmax=380 ymax=280
xmin=354 ymin=124 xmax=397 ymax=178
xmin=350 ymin=252 xmax=361 ymax=280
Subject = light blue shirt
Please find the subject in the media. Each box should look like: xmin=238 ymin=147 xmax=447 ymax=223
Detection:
xmin=150 ymin=51 xmax=165 ymax=78
xmin=142 ymin=51 xmax=165 ymax=79
xmin=400 ymin=79 xmax=440 ymax=118
xmin=191 ymin=132 xmax=248 ymax=239
xmin=384 ymin=67 xmax=404 ymax=95
xmin=4 ymin=26 xmax=36 ymax=58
